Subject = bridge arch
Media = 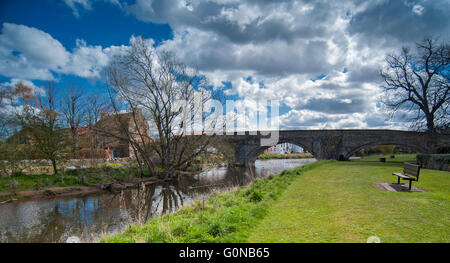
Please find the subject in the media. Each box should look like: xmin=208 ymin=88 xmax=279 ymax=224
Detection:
xmin=241 ymin=141 xmax=315 ymax=166
xmin=344 ymin=141 xmax=427 ymax=160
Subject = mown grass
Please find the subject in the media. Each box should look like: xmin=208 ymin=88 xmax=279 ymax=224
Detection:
xmin=102 ymin=161 xmax=328 ymax=243
xmin=258 ymin=153 xmax=314 ymax=159
xmin=248 ymin=154 xmax=450 ymax=243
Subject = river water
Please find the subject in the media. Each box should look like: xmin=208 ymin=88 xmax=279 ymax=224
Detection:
xmin=0 ymin=158 xmax=315 ymax=243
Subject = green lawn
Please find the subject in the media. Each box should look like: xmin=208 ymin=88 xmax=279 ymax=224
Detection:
xmin=248 ymin=154 xmax=450 ymax=243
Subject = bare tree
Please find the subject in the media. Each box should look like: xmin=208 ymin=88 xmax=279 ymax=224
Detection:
xmin=0 ymin=83 xmax=35 ymax=175
xmin=60 ymin=84 xmax=85 ymax=155
xmin=17 ymin=82 xmax=69 ymax=174
xmin=84 ymin=93 xmax=110 ymax=160
xmin=381 ymin=37 xmax=450 ymax=133
xmin=106 ymin=37 xmax=219 ymax=178
xmin=0 ymin=85 xmax=13 ymax=141
xmin=0 ymin=86 xmax=17 ymax=175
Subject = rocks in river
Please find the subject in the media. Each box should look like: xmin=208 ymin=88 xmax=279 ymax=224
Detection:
xmin=100 ymin=183 xmax=127 ymax=193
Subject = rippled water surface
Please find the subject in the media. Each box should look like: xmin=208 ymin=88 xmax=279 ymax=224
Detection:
xmin=0 ymin=158 xmax=315 ymax=242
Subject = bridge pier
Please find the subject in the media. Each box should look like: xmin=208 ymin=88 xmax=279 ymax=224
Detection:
xmin=232 ymin=142 xmax=261 ymax=167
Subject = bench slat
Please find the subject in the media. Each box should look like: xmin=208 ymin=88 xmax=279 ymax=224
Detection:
xmin=403 ymin=162 xmax=420 ymax=178
xmin=404 ymin=166 xmax=419 ymax=173
xmin=392 ymin=172 xmax=413 ymax=180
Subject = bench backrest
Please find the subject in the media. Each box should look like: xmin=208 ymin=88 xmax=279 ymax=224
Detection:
xmin=403 ymin=162 xmax=421 ymax=180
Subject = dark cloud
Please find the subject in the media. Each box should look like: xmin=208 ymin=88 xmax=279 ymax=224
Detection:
xmin=348 ymin=0 xmax=450 ymax=44
xmin=346 ymin=65 xmax=381 ymax=83
xmin=128 ymin=0 xmax=340 ymax=44
xmin=300 ymin=97 xmax=368 ymax=114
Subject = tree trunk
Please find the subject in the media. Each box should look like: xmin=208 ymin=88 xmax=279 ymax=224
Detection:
xmin=51 ymin=159 xmax=58 ymax=175
xmin=426 ymin=113 xmax=435 ymax=133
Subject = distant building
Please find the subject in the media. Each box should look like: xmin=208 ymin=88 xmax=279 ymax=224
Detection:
xmin=263 ymin=143 xmax=304 ymax=154
xmin=3 ymin=109 xmax=151 ymax=160
xmin=77 ymin=109 xmax=150 ymax=159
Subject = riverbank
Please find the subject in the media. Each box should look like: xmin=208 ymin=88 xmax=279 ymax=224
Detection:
xmin=0 ymin=175 xmax=163 ymax=203
xmin=0 ymin=166 xmax=137 ymax=200
xmin=102 ymin=161 xmax=327 ymax=242
xmin=0 ymin=164 xmax=219 ymax=202
xmin=103 ymin=154 xmax=450 ymax=243
xmin=257 ymin=153 xmax=313 ymax=159
xmin=249 ymin=154 xmax=450 ymax=242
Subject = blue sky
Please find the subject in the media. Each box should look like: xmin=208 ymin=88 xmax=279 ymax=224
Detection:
xmin=0 ymin=0 xmax=173 ymax=97
xmin=0 ymin=0 xmax=172 ymax=48
xmin=0 ymin=0 xmax=449 ymax=130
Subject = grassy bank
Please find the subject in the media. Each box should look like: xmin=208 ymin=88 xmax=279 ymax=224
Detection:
xmin=248 ymin=154 xmax=450 ymax=242
xmin=103 ymin=161 xmax=328 ymax=243
xmin=258 ymin=153 xmax=314 ymax=159
xmin=0 ymin=166 xmax=144 ymax=200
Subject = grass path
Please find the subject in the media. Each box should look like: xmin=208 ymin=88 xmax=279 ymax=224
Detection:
xmin=248 ymin=155 xmax=450 ymax=243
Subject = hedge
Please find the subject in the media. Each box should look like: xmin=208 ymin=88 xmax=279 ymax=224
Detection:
xmin=416 ymin=154 xmax=450 ymax=171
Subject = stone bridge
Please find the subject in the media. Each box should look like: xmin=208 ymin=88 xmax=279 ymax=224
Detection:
xmin=215 ymin=129 xmax=450 ymax=166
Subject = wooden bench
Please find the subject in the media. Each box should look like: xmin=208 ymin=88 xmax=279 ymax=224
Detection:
xmin=392 ymin=162 xmax=421 ymax=191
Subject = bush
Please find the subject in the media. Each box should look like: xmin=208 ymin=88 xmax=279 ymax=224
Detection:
xmin=437 ymin=146 xmax=450 ymax=154
xmin=247 ymin=190 xmax=264 ymax=202
xmin=64 ymin=169 xmax=79 ymax=176
xmin=43 ymin=189 xmax=56 ymax=196
xmin=417 ymin=154 xmax=450 ymax=171
xmin=9 ymin=179 xmax=20 ymax=194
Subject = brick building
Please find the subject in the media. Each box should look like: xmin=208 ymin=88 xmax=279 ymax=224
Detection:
xmin=77 ymin=109 xmax=150 ymax=159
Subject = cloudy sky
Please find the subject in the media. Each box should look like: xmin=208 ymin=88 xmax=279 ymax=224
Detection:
xmin=0 ymin=0 xmax=449 ymax=130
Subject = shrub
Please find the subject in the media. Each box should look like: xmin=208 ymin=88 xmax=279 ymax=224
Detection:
xmin=43 ymin=189 xmax=56 ymax=196
xmin=247 ymin=190 xmax=264 ymax=202
xmin=207 ymin=221 xmax=225 ymax=237
xmin=417 ymin=154 xmax=450 ymax=171
xmin=65 ymin=169 xmax=79 ymax=176
xmin=9 ymin=179 xmax=20 ymax=194
xmin=11 ymin=171 xmax=25 ymax=177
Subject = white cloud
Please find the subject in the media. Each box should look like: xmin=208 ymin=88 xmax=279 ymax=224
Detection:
xmin=0 ymin=23 xmax=70 ymax=80
xmin=142 ymin=0 xmax=449 ymax=130
xmin=63 ymin=0 xmax=122 ymax=17
xmin=0 ymin=23 xmax=130 ymax=80
xmin=412 ymin=4 xmax=425 ymax=15
xmin=1 ymin=0 xmax=449 ymax=130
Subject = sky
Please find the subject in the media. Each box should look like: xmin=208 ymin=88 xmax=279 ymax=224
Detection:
xmin=0 ymin=0 xmax=449 ymax=130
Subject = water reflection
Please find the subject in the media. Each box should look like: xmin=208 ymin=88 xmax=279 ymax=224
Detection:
xmin=0 ymin=158 xmax=315 ymax=243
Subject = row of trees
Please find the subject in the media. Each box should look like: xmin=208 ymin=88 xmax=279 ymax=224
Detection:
xmin=0 ymin=81 xmax=111 ymax=175
xmin=0 ymin=37 xmax=224 ymax=178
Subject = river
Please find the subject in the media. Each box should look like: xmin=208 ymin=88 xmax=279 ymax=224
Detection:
xmin=0 ymin=158 xmax=315 ymax=243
